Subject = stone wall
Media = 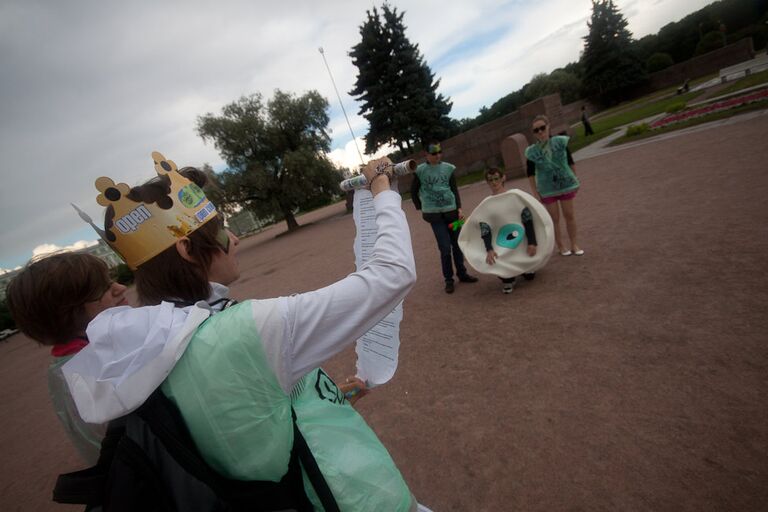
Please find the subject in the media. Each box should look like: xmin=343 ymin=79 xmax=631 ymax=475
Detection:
xmin=560 ymin=99 xmax=596 ymax=127
xmin=397 ymin=38 xmax=756 ymax=194
xmin=647 ymin=38 xmax=755 ymax=91
xmin=397 ymin=94 xmax=567 ymax=192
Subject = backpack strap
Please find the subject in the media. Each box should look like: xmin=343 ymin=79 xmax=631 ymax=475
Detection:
xmin=52 ymin=418 xmax=125 ymax=506
xmin=53 ymin=391 xmax=315 ymax=512
xmin=291 ymin=407 xmax=341 ymax=512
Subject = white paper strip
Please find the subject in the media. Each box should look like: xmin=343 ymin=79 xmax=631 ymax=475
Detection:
xmin=352 ymin=188 xmax=403 ymax=387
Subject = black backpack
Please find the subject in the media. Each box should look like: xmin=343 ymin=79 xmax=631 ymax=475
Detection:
xmin=52 ymin=389 xmax=340 ymax=511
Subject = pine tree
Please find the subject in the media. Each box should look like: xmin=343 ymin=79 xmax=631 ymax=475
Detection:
xmin=582 ymin=0 xmax=646 ymax=103
xmin=350 ymin=4 xmax=452 ymax=153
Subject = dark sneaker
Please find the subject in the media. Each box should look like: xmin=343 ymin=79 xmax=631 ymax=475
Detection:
xmin=523 ymin=272 xmax=536 ymax=281
xmin=445 ymin=281 xmax=455 ymax=294
xmin=458 ymin=274 xmax=478 ymax=283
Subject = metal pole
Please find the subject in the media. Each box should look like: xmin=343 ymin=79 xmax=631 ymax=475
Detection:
xmin=318 ymin=47 xmax=366 ymax=167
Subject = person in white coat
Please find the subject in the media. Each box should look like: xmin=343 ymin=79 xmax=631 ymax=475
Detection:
xmin=63 ymin=152 xmax=431 ymax=511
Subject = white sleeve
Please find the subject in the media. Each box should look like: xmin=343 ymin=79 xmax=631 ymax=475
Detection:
xmin=256 ymin=190 xmax=416 ymax=393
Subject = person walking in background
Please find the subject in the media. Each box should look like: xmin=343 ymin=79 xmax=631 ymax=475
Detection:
xmin=581 ymin=105 xmax=594 ymax=136
xmin=411 ymin=141 xmax=478 ymax=294
xmin=526 ymin=115 xmax=584 ymax=256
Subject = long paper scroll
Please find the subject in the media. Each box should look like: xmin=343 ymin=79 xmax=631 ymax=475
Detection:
xmin=351 ymin=158 xmax=405 ymax=387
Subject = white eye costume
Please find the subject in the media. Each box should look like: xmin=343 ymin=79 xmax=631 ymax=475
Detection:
xmin=458 ymin=189 xmax=554 ymax=278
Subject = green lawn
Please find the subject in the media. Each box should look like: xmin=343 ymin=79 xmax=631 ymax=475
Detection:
xmin=609 ymin=98 xmax=768 ymax=146
xmin=456 ymin=168 xmax=488 ymax=187
xmin=590 ymin=73 xmax=717 ymax=120
xmin=569 ymin=89 xmax=706 ymax=152
xmin=717 ymin=69 xmax=768 ymax=96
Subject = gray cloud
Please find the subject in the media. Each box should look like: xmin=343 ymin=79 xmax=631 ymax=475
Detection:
xmin=0 ymin=0 xmax=711 ymax=268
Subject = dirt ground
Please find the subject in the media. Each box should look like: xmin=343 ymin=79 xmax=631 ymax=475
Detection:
xmin=1 ymin=112 xmax=767 ymax=511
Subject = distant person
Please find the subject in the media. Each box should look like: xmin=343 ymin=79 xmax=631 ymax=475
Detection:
xmin=5 ymin=252 xmax=127 ymax=464
xmin=525 ymin=115 xmax=584 ymax=256
xmin=581 ymin=105 xmax=594 ymax=136
xmin=481 ymin=167 xmax=538 ymax=294
xmin=411 ymin=141 xmax=478 ymax=293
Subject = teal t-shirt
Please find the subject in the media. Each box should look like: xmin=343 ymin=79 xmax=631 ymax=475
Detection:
xmin=525 ymin=135 xmax=580 ymax=198
xmin=415 ymin=162 xmax=457 ymax=213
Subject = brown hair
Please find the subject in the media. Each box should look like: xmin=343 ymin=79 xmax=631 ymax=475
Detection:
xmin=485 ymin=167 xmax=504 ymax=181
xmin=5 ymin=253 xmax=111 ymax=345
xmin=132 ymin=166 xmax=225 ymax=306
xmin=532 ymin=114 xmax=550 ymax=128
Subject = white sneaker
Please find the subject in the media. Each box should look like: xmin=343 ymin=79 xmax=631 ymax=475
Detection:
xmin=502 ymin=282 xmax=515 ymax=294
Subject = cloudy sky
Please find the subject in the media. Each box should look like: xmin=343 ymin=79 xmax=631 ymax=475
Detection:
xmin=0 ymin=0 xmax=710 ymax=271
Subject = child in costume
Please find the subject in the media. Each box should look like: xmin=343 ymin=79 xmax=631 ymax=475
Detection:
xmin=525 ymin=114 xmax=584 ymax=256
xmin=481 ymin=168 xmax=537 ymax=294
xmin=411 ymin=141 xmax=477 ymax=294
xmin=5 ymin=253 xmax=128 ymax=464
xmin=62 ymin=153 xmax=428 ymax=511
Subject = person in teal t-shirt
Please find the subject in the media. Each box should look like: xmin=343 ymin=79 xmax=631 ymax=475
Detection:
xmin=525 ymin=115 xmax=584 ymax=256
xmin=411 ymin=141 xmax=478 ymax=294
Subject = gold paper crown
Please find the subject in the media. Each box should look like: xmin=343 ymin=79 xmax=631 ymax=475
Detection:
xmin=91 ymin=151 xmax=218 ymax=269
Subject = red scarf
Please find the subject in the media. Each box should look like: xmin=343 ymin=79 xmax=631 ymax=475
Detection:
xmin=51 ymin=337 xmax=89 ymax=357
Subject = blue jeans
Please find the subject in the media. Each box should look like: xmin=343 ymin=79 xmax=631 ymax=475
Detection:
xmin=430 ymin=221 xmax=468 ymax=282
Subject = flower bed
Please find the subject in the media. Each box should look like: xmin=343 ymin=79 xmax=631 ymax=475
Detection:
xmin=650 ymin=88 xmax=768 ymax=129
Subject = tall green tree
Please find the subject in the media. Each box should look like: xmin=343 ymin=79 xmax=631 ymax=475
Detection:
xmin=197 ymin=91 xmax=341 ymax=231
xmin=582 ymin=0 xmax=646 ymax=103
xmin=349 ymin=4 xmax=452 ymax=153
xmin=523 ymin=69 xmax=583 ymax=104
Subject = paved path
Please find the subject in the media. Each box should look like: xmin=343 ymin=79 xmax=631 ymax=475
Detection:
xmin=574 ymin=106 xmax=768 ymax=161
xmin=2 ymin=112 xmax=767 ymax=511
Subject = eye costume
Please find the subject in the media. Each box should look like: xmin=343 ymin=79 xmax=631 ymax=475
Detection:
xmin=62 ymin=152 xmax=425 ymax=511
xmin=458 ymin=189 xmax=554 ymax=278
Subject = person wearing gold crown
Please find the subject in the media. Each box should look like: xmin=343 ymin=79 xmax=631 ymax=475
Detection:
xmin=61 ymin=152 xmax=428 ymax=511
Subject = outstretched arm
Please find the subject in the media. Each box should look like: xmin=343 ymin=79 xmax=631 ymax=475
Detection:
xmin=273 ymin=190 xmax=416 ymax=391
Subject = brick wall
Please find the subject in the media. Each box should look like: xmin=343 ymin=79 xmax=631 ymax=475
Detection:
xmin=647 ymin=38 xmax=755 ymax=91
xmin=397 ymin=39 xmax=756 ymax=194
xmin=396 ymin=94 xmax=567 ymax=192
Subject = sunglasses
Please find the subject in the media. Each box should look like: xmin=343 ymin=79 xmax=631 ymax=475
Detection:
xmin=532 ymin=125 xmax=548 ymax=134
xmin=214 ymin=215 xmax=231 ymax=254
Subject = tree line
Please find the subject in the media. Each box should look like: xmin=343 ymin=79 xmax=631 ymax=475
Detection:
xmin=456 ymin=0 xmax=767 ymax=132
xmin=195 ymin=0 xmax=767 ymax=232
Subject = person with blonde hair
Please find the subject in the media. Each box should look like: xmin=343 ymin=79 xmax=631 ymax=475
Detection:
xmin=525 ymin=115 xmax=584 ymax=256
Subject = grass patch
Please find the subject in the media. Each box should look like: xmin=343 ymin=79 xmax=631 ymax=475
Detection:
xmin=591 ymin=73 xmax=718 ymax=120
xmin=718 ymin=69 xmax=768 ymax=97
xmin=569 ymin=89 xmax=705 ymax=151
xmin=609 ymin=98 xmax=768 ymax=146
xmin=456 ymin=168 xmax=488 ymax=187
xmin=569 ymin=128 xmax=620 ymax=152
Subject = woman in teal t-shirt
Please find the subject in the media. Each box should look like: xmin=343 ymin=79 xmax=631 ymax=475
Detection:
xmin=525 ymin=115 xmax=584 ymax=256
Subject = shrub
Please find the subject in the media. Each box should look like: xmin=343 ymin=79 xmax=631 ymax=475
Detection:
xmin=646 ymin=52 xmax=674 ymax=73
xmin=0 ymin=300 xmax=16 ymax=331
xmin=666 ymin=102 xmax=687 ymax=113
xmin=625 ymin=123 xmax=649 ymax=137
xmin=113 ymin=263 xmax=135 ymax=285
